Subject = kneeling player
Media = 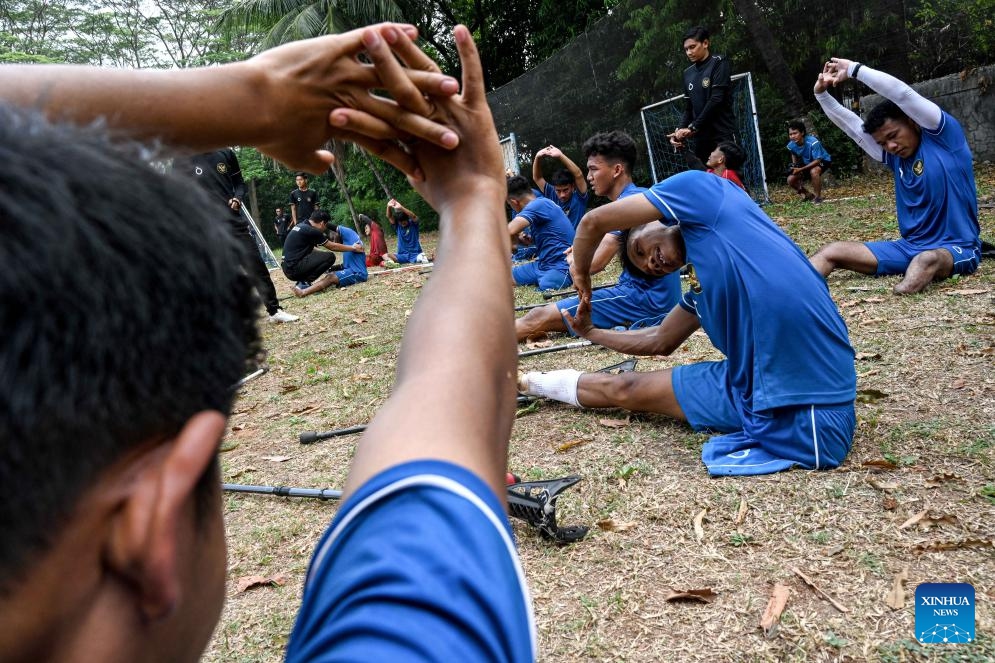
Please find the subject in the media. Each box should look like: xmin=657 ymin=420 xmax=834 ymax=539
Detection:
xmin=283 ymin=210 xmax=368 ymax=296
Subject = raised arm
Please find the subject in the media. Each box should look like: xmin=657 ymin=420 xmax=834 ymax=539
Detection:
xmin=342 ymin=25 xmax=515 ymax=501
xmin=570 ymin=194 xmax=661 ymax=301
xmin=814 ymin=69 xmax=882 ymax=161
xmin=824 ymin=58 xmax=942 ymax=131
xmin=532 ymin=150 xmax=548 ymax=190
xmin=0 ymin=24 xmax=459 ymax=175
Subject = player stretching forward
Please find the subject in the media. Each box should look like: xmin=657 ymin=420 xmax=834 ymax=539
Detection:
xmin=810 ymin=58 xmax=980 ymax=294
xmin=516 ymin=131 xmax=680 ymax=341
xmin=520 ymin=171 xmax=857 ymax=476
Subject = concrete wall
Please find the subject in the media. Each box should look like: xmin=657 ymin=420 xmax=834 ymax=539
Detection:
xmin=862 ymin=64 xmax=995 ymax=163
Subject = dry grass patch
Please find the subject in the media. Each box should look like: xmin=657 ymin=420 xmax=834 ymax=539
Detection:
xmin=206 ymin=167 xmax=995 ymax=662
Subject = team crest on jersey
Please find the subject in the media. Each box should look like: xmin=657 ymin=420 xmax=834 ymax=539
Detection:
xmin=687 ymin=263 xmax=702 ymax=294
xmin=217 ymin=163 xmax=228 ymax=175
xmin=702 ymin=77 xmax=711 ymax=88
xmin=912 ymin=159 xmax=924 ymax=176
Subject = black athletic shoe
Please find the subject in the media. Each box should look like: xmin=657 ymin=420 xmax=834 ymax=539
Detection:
xmin=981 ymin=239 xmax=995 ymax=260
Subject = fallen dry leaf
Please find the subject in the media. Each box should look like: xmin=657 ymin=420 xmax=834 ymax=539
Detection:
xmin=913 ymin=537 xmax=995 ymax=553
xmin=866 ymin=477 xmax=900 ymax=492
xmin=230 ymin=424 xmax=245 ymax=432
xmin=925 ymin=472 xmax=962 ymax=488
xmin=898 ymin=510 xmax=958 ymax=531
xmin=862 ymin=458 xmax=898 ymax=471
xmin=735 ymin=498 xmax=748 ymax=526
xmin=792 ymin=567 xmax=848 ymax=613
xmin=525 ymin=339 xmax=553 ymax=350
xmin=597 ymin=518 xmax=638 ymax=532
xmin=862 ymin=296 xmax=886 ymax=303
xmin=663 ymin=587 xmax=717 ymax=603
xmin=856 ymin=388 xmax=889 ymax=403
xmin=693 ymin=508 xmax=707 ymax=543
xmin=882 ymin=496 xmax=899 ymax=511
xmin=261 ymin=455 xmax=292 ymax=463
xmin=950 ymin=378 xmax=967 ymax=390
xmin=351 ymin=318 xmax=366 ymax=324
xmin=855 ymin=351 xmax=882 ymax=361
xmin=556 ymin=438 xmax=588 ymax=452
xmin=280 ymin=383 xmax=300 ymax=394
xmin=290 ymin=404 xmax=319 ymax=415
xmin=598 ymin=417 xmax=630 ymax=428
xmin=885 ymin=568 xmax=908 ymax=610
xmin=760 ymin=583 xmax=790 ymax=638
xmin=945 ymin=288 xmax=990 ymax=296
xmin=236 ymin=573 xmax=289 ymax=593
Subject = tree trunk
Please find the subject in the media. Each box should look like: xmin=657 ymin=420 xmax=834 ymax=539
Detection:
xmin=247 ymin=179 xmax=259 ymax=222
xmin=731 ymin=0 xmax=806 ymax=116
xmin=327 ymin=140 xmax=362 ymax=235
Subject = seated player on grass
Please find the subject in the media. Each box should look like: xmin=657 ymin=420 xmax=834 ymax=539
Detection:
xmin=681 ymin=139 xmax=746 ymax=190
xmin=516 ymin=130 xmax=680 ymax=341
xmin=383 ymin=198 xmax=429 ymax=265
xmin=785 ymin=119 xmax=831 ymax=202
xmin=532 ymin=145 xmax=590 ymax=229
xmin=519 ymin=170 xmax=857 ymax=476
xmin=507 ymin=175 xmax=575 ymax=292
xmin=361 ymin=213 xmax=389 ymax=267
xmin=283 ymin=210 xmax=368 ymax=297
xmin=0 ymin=23 xmax=534 ymax=662
xmin=811 ymin=57 xmax=981 ymax=294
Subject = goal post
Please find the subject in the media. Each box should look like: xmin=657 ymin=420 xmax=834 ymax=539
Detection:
xmin=641 ymin=72 xmax=770 ymax=204
xmin=499 ymin=133 xmax=521 ymax=175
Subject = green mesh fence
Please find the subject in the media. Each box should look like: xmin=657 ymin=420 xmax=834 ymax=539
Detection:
xmin=640 ymin=72 xmax=770 ymax=204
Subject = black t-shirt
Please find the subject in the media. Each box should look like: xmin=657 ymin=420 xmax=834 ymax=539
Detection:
xmin=680 ymin=55 xmax=736 ymax=140
xmin=275 ymin=212 xmax=293 ymax=234
xmin=175 ymin=149 xmax=249 ymax=230
xmin=289 ymin=188 xmax=319 ymax=224
xmin=282 ymin=224 xmax=327 ymax=267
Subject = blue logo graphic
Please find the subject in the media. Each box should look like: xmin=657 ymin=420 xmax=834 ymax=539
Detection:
xmin=915 ymin=583 xmax=974 ymax=644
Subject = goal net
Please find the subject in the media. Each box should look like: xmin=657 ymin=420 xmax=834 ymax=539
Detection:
xmin=641 ymin=72 xmax=769 ymax=203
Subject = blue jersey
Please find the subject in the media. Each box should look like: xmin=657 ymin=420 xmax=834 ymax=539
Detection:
xmin=336 ymin=225 xmax=368 ymax=278
xmin=287 ymin=460 xmax=536 ymax=662
xmin=786 ymin=134 xmax=831 ymax=164
xmin=542 ymin=182 xmax=589 ymax=229
xmin=396 ymin=217 xmax=423 ymax=255
xmin=644 ymin=171 xmax=856 ymax=412
xmin=610 ymin=182 xmax=681 ymax=306
xmin=517 ymin=197 xmax=574 ymax=272
xmin=882 ymin=111 xmax=979 ymax=250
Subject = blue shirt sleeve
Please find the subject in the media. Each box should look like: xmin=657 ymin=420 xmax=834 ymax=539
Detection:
xmin=287 ymin=460 xmax=536 ymax=663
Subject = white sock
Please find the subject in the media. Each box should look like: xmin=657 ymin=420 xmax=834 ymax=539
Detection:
xmin=522 ymin=369 xmax=583 ymax=407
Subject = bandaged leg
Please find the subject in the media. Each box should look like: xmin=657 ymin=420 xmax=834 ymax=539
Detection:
xmin=518 ymin=369 xmax=583 ymax=407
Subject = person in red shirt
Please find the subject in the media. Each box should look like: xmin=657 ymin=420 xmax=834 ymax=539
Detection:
xmin=361 ymin=213 xmax=389 ymax=267
xmin=684 ymin=140 xmax=746 ymax=190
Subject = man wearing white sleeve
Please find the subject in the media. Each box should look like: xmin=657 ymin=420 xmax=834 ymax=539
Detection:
xmin=810 ymin=57 xmax=981 ymax=294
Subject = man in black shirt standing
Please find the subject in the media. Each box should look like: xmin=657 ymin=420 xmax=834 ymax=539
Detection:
xmin=178 ymin=149 xmax=298 ymax=323
xmin=669 ymin=26 xmax=736 ymax=164
xmin=289 ymin=172 xmax=319 ymax=229
xmin=274 ymin=206 xmax=293 ymax=246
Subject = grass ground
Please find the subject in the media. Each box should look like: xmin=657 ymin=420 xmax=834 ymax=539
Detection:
xmin=205 ymin=166 xmax=994 ymax=662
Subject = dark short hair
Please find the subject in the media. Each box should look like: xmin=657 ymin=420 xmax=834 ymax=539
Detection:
xmin=506 ymin=175 xmax=532 ymax=198
xmin=295 ymin=171 xmax=308 ymax=180
xmin=549 ymin=169 xmax=574 ymax=186
xmin=391 ymin=207 xmax=410 ymax=223
xmin=682 ymin=26 xmax=710 ymax=43
xmin=863 ymin=99 xmax=908 ymax=134
xmin=310 ymin=209 xmax=331 ymax=223
xmin=583 ymin=130 xmax=637 ymax=174
xmin=618 ymin=226 xmax=654 ymax=280
xmin=787 ymin=119 xmax=806 ymax=134
xmin=0 ymin=104 xmax=260 ymax=594
xmin=716 ymin=141 xmax=746 ymax=171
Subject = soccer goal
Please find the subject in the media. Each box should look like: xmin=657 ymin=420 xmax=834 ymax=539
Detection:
xmin=500 ymin=133 xmax=521 ymax=175
xmin=641 ymin=72 xmax=769 ymax=204
xmin=240 ymin=206 xmax=280 ymax=270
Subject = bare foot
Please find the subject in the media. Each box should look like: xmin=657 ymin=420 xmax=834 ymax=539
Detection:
xmin=292 ymin=286 xmax=307 ymax=297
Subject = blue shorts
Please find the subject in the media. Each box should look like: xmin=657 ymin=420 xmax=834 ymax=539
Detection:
xmin=395 ymin=251 xmax=421 ymax=264
xmin=556 ymin=284 xmax=670 ymax=335
xmin=512 ymin=262 xmax=571 ymax=291
xmin=672 ymin=361 xmax=855 ymax=476
xmin=865 ymin=238 xmax=980 ymax=277
xmin=336 ymin=268 xmax=367 ymax=287
xmin=287 ymin=460 xmax=536 ymax=662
